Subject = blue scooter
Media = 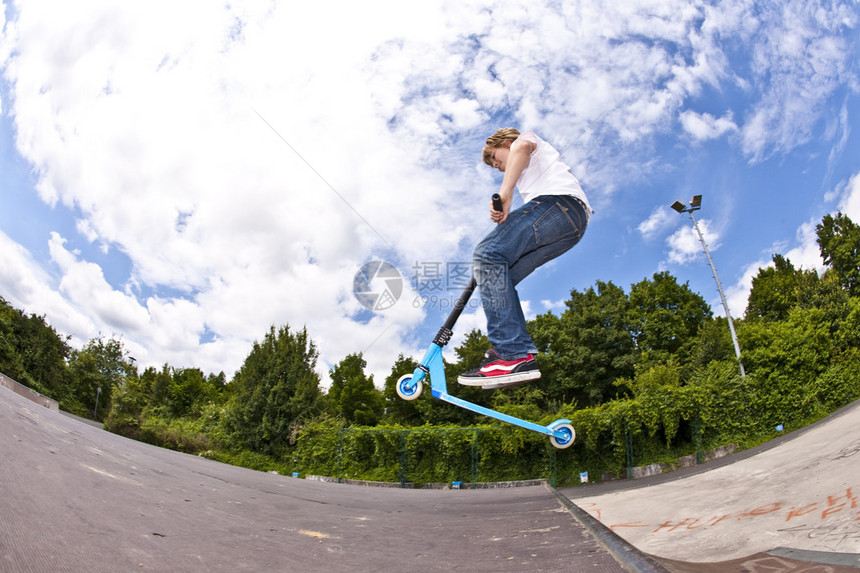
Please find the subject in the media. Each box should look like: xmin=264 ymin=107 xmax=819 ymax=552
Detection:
xmin=395 ymin=195 xmax=576 ymax=449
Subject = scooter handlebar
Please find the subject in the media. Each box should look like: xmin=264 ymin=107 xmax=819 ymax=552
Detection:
xmin=492 ymin=193 xmax=503 ymax=212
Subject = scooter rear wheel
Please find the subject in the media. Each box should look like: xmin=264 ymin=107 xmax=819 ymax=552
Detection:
xmin=549 ymin=423 xmax=575 ymax=449
xmin=395 ymin=374 xmax=423 ymax=401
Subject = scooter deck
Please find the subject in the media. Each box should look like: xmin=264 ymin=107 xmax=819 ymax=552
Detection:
xmin=433 ymin=388 xmax=571 ymax=439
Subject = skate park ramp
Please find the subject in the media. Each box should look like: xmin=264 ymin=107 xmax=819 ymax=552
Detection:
xmin=2 ymin=382 xmax=859 ymax=572
xmin=565 ymin=398 xmax=860 ymax=571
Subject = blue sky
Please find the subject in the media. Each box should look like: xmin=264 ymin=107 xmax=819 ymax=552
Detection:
xmin=1 ymin=0 xmax=859 ymax=386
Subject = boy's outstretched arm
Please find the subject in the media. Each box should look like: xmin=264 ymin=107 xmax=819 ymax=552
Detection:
xmin=491 ymin=139 xmax=535 ymax=224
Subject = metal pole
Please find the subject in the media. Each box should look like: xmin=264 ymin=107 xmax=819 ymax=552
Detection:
xmin=94 ymin=386 xmax=102 ymax=419
xmin=688 ymin=211 xmax=746 ymax=377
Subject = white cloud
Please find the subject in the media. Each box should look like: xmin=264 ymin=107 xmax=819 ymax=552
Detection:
xmin=720 ymin=218 xmax=825 ymax=322
xmin=765 ymin=171 xmax=860 ymax=279
xmin=539 ymin=299 xmax=567 ymax=315
xmin=737 ymin=1 xmax=858 ymax=162
xmin=48 ymin=232 xmax=151 ymax=333
xmin=0 ymin=229 xmax=95 ymax=345
xmin=0 ymin=6 xmax=7 ymax=115
xmin=0 ymin=0 xmax=856 ymax=387
xmin=666 ymin=217 xmax=721 ymax=265
xmin=2 ymin=0 xmax=464 ymax=381
xmin=838 ymin=172 xmax=860 ymax=221
xmin=638 ymin=206 xmax=677 ymax=241
xmin=723 ymin=258 xmax=768 ymax=320
xmin=783 ymin=221 xmax=827 ymax=273
xmin=680 ymin=110 xmax=738 ymax=141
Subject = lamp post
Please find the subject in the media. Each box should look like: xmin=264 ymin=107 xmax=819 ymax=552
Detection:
xmin=94 ymin=386 xmax=102 ymax=420
xmin=671 ymin=195 xmax=746 ymax=377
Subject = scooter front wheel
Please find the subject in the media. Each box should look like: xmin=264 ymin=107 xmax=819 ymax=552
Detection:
xmin=549 ymin=423 xmax=575 ymax=449
xmin=395 ymin=374 xmax=423 ymax=401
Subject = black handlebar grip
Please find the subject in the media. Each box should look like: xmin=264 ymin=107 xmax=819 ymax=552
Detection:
xmin=492 ymin=193 xmax=503 ymax=212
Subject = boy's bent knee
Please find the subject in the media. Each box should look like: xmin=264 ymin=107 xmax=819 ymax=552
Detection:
xmin=473 ymin=241 xmax=505 ymax=264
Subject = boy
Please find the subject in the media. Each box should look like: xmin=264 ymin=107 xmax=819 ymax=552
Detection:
xmin=458 ymin=128 xmax=592 ymax=389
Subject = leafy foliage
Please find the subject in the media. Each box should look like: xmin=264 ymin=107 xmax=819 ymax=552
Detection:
xmin=0 ymin=297 xmax=70 ymax=399
xmin=3 ymin=214 xmax=860 ymax=485
xmin=329 ymin=353 xmax=384 ymax=426
xmin=532 ymin=280 xmax=635 ymax=406
xmin=746 ymin=254 xmax=812 ymax=321
xmin=224 ymin=325 xmax=322 ymax=455
xmin=628 ymin=271 xmax=712 ymax=366
xmin=66 ymin=336 xmax=133 ymax=418
xmin=817 ymin=212 xmax=860 ymax=296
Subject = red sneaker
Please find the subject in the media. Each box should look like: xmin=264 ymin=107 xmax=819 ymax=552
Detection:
xmin=457 ymin=349 xmax=541 ymax=389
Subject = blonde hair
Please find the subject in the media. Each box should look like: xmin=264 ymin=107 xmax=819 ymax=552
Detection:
xmin=482 ymin=128 xmax=520 ymax=166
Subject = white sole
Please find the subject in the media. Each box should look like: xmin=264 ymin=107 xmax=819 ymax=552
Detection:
xmin=457 ymin=370 xmax=541 ymax=388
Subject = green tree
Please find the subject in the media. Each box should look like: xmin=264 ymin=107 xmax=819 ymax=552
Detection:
xmin=531 ymin=281 xmax=636 ymax=406
xmin=226 ymin=325 xmax=322 ymax=454
xmin=793 ymin=270 xmax=857 ymax=358
xmin=149 ymin=364 xmax=173 ymax=408
xmin=111 ymin=365 xmax=150 ymax=418
xmin=687 ymin=317 xmax=735 ymax=371
xmin=617 ymin=361 xmax=700 ymax=446
xmin=817 ymin=212 xmax=860 ymax=296
xmin=167 ymin=368 xmax=209 ymax=418
xmin=379 ymin=330 xmax=496 ymax=427
xmin=628 ymin=272 xmax=712 ymax=366
xmin=745 ymin=254 xmax=813 ymax=321
xmin=0 ymin=297 xmax=71 ymax=398
xmin=329 ymin=353 xmax=384 ymax=426
xmin=451 ymin=329 xmax=492 ymax=368
xmin=66 ymin=337 xmax=132 ymax=419
xmin=207 ymin=371 xmax=229 ymax=400
xmin=741 ymin=307 xmax=833 ymax=426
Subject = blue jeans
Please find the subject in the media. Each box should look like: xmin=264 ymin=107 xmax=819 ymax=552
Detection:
xmin=473 ymin=195 xmax=588 ymax=359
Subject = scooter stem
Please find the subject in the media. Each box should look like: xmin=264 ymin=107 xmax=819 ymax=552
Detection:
xmin=432 ymin=193 xmax=502 ymax=348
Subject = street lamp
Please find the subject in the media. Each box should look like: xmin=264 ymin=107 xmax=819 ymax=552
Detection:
xmin=671 ymin=195 xmax=746 ymax=377
xmin=94 ymin=386 xmax=102 ymax=420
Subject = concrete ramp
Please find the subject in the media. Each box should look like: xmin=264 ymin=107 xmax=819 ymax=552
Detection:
xmin=656 ymin=548 xmax=860 ymax=572
xmin=566 ymin=400 xmax=860 ymax=570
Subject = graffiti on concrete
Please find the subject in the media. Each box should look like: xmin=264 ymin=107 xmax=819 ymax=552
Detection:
xmin=582 ymin=487 xmax=860 ymax=552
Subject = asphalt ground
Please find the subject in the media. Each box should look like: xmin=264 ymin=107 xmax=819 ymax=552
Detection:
xmin=3 ymin=382 xmax=859 ymax=572
xmin=0 ymin=384 xmax=656 ymax=572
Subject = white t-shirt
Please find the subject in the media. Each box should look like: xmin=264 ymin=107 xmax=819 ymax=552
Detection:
xmin=515 ymin=130 xmax=592 ymax=216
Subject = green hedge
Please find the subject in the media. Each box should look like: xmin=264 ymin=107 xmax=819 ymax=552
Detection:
xmin=287 ymin=355 xmax=860 ymax=485
xmin=104 ymin=353 xmax=860 ymax=486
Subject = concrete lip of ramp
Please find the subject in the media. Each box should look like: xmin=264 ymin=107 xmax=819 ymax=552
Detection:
xmin=1 ymin=384 xmax=661 ymax=573
xmin=564 ymin=399 xmax=860 ymax=570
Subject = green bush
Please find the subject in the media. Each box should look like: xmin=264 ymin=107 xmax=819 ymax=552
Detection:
xmin=105 ymin=412 xmax=211 ymax=453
